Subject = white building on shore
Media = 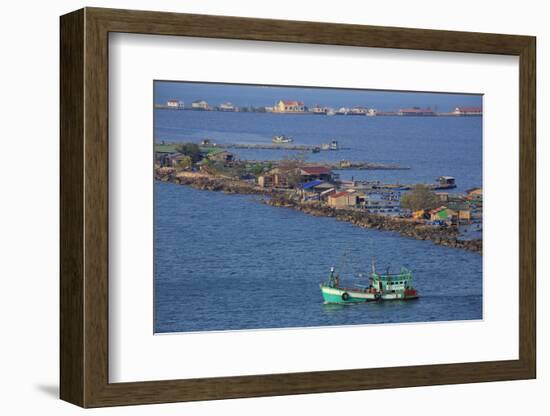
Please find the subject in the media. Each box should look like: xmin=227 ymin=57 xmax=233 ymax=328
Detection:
xmin=166 ymin=99 xmax=184 ymax=109
xmin=191 ymin=100 xmax=210 ymax=110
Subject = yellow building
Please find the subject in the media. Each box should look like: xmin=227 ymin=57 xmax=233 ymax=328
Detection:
xmin=328 ymin=191 xmax=358 ymax=208
xmin=458 ymin=210 xmax=471 ymax=221
xmin=274 ymin=100 xmax=305 ymax=113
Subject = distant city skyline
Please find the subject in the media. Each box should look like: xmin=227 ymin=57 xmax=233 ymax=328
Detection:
xmin=154 ymin=81 xmax=482 ymax=112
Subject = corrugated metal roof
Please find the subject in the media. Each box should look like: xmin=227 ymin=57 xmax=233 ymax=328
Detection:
xmin=154 ymin=144 xmax=179 ymax=153
xmin=280 ymin=100 xmax=304 ymax=106
xmin=300 ymin=166 xmax=331 ymax=175
xmin=320 ymin=188 xmax=336 ymax=197
xmin=429 ymin=206 xmax=447 ymax=214
xmin=301 ymin=180 xmax=323 ymax=189
xmin=330 ymin=191 xmax=349 ymax=199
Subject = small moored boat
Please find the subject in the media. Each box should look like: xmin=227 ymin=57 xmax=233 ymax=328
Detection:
xmin=321 ymin=139 xmax=339 ymax=150
xmin=272 ymin=135 xmax=293 ymax=144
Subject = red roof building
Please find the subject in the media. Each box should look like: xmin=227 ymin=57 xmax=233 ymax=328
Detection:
xmin=295 ymin=166 xmax=333 ymax=183
xmin=166 ymin=99 xmax=184 ymax=108
xmin=281 ymin=100 xmax=304 ymax=106
xmin=299 ymin=166 xmax=331 ymax=176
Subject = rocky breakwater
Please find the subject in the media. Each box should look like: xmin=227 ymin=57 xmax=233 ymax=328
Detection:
xmin=155 ymin=168 xmax=481 ymax=253
xmin=265 ymin=196 xmax=482 ymax=254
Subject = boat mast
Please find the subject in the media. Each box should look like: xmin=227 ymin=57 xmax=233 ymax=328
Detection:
xmin=336 ymin=251 xmax=348 ymax=277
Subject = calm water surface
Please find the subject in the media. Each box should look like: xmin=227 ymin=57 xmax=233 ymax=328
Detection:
xmin=155 ymin=110 xmax=482 ymax=192
xmin=154 ymin=110 xmax=482 ymax=333
xmin=154 ymin=182 xmax=482 ymax=333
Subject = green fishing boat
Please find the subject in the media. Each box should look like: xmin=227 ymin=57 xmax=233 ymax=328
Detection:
xmin=320 ymin=261 xmax=419 ymax=304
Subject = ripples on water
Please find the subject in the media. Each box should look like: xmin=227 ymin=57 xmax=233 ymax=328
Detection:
xmin=154 ymin=183 xmax=482 ymax=333
xmin=155 ymin=110 xmax=482 ymax=192
xmin=154 ymin=110 xmax=482 ymax=332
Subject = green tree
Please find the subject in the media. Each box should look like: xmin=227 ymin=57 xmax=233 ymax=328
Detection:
xmin=175 ymin=143 xmax=202 ymax=163
xmin=247 ymin=161 xmax=273 ymax=177
xmin=248 ymin=163 xmax=265 ymax=177
xmin=174 ymin=155 xmax=192 ymax=171
xmin=400 ymin=185 xmax=439 ymax=211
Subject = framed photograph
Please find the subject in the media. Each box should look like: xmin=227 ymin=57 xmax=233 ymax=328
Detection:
xmin=60 ymin=7 xmax=536 ymax=408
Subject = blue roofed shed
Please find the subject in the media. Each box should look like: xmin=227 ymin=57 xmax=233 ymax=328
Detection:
xmin=301 ymin=180 xmax=324 ymax=189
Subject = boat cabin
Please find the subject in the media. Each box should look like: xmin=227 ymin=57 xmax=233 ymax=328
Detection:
xmin=371 ymin=268 xmax=414 ymax=293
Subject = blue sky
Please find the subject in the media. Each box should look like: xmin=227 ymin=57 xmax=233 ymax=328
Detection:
xmin=154 ymin=81 xmax=482 ymax=112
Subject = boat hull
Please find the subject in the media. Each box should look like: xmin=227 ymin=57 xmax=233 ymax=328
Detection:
xmin=320 ymin=285 xmax=378 ymax=304
xmin=320 ymin=285 xmax=418 ymax=304
xmin=380 ymin=292 xmax=418 ymax=300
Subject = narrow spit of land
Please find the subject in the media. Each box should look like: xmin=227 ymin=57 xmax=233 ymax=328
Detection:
xmin=156 ymin=170 xmax=482 ymax=254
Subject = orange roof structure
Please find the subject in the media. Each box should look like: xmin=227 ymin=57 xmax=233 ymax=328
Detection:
xmin=300 ymin=166 xmax=331 ymax=175
xmin=280 ymin=100 xmax=304 ymax=106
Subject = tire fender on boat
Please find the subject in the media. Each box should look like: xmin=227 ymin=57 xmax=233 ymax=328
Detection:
xmin=342 ymin=292 xmax=350 ymax=301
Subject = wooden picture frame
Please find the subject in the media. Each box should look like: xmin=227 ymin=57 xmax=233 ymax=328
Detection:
xmin=60 ymin=7 xmax=536 ymax=408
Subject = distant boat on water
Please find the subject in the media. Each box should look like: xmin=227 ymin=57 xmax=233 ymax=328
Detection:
xmin=272 ymin=135 xmax=293 ymax=144
xmin=321 ymin=139 xmax=339 ymax=150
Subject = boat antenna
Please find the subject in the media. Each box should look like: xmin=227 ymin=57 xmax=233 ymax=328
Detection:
xmin=371 ymin=257 xmax=376 ymax=274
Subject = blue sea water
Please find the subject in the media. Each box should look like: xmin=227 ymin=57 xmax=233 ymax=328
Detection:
xmin=154 ymin=106 xmax=482 ymax=333
xmin=154 ymin=183 xmax=482 ymax=333
xmin=154 ymin=110 xmax=482 ymax=192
